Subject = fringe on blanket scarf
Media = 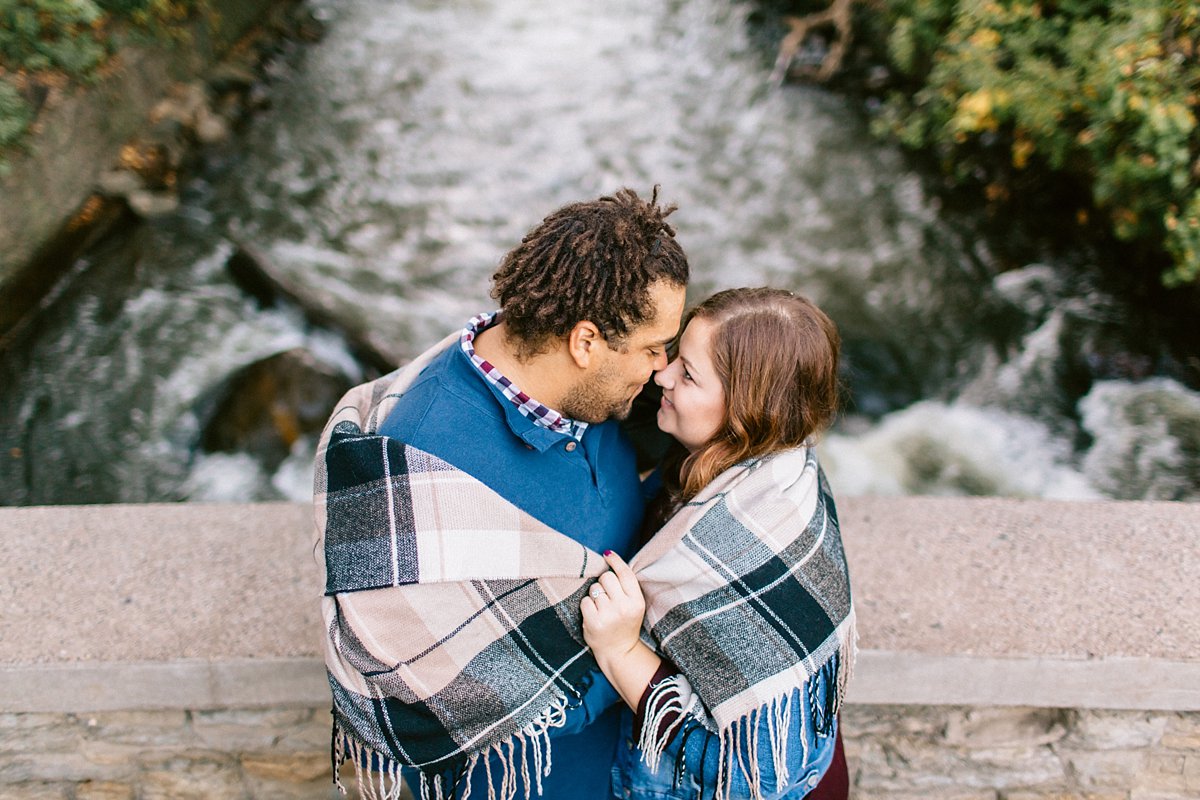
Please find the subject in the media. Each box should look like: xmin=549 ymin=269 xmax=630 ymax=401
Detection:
xmin=331 ymin=692 xmax=573 ymax=800
xmin=636 ymin=619 xmax=856 ymax=800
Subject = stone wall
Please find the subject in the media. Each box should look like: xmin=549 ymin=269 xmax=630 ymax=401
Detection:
xmin=2 ymin=499 xmax=1196 ymax=799
xmin=0 ymin=707 xmax=335 ymax=800
xmin=1 ymin=705 xmax=1197 ymax=799
xmin=843 ymin=705 xmax=1200 ymax=800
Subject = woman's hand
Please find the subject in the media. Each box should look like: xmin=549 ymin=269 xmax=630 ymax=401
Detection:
xmin=581 ymin=550 xmax=662 ymax=710
xmin=580 ymin=550 xmax=646 ymax=665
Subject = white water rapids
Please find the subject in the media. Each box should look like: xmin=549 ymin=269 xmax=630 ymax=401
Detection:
xmin=1 ymin=0 xmax=1196 ymax=504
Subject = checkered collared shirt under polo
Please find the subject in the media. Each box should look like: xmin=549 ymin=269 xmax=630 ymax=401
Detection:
xmin=460 ymin=312 xmax=589 ymax=442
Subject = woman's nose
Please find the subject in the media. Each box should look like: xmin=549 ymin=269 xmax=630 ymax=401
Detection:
xmin=654 ymin=362 xmax=673 ymax=388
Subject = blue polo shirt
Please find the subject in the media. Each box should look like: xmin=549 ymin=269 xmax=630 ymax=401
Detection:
xmin=378 ymin=340 xmax=645 ymax=800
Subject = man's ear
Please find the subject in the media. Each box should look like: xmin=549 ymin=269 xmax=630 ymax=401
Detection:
xmin=566 ymin=321 xmax=605 ymax=369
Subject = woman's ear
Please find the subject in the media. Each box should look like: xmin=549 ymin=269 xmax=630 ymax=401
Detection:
xmin=566 ymin=321 xmax=605 ymax=369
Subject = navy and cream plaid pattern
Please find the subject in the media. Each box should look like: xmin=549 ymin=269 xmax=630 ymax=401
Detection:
xmin=629 ymin=448 xmax=856 ymax=793
xmin=314 ymin=333 xmax=854 ymax=800
xmin=461 ymin=312 xmax=588 ymax=441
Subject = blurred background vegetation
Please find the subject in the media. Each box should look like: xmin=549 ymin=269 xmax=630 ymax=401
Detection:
xmin=4 ymin=0 xmax=1198 ymax=291
xmin=760 ymin=0 xmax=1200 ymax=290
xmin=0 ymin=0 xmax=209 ymax=170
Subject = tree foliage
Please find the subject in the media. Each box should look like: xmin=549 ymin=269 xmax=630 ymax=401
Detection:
xmin=0 ymin=1 xmax=207 ymax=167
xmin=865 ymin=0 xmax=1200 ymax=286
xmin=0 ymin=0 xmax=107 ymax=73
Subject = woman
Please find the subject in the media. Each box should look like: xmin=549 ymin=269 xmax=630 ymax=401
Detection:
xmin=581 ymin=287 xmax=854 ymax=800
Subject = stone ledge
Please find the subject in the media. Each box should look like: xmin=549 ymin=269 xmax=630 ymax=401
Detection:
xmin=2 ymin=652 xmax=1200 ymax=714
xmin=3 ymin=651 xmax=1198 ymax=716
xmin=846 ymin=652 xmax=1200 ymax=711
xmin=2 ymin=497 xmax=1197 ymax=716
xmin=0 ymin=658 xmax=327 ymax=714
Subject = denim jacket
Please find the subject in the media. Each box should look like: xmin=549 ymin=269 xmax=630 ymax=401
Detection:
xmin=610 ymin=665 xmax=838 ymax=800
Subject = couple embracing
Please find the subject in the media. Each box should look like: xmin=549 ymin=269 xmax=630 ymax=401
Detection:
xmin=314 ymin=188 xmax=855 ymax=800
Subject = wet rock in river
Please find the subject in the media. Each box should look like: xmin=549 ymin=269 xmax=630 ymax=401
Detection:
xmin=194 ymin=106 xmax=232 ymax=144
xmin=208 ymin=63 xmax=260 ymax=94
xmin=153 ymin=81 xmax=210 ymax=129
xmin=959 ymin=264 xmax=1161 ymax=431
xmin=1079 ymin=378 xmax=1200 ymax=501
xmin=96 ymin=169 xmax=144 ymax=197
xmin=126 ymin=190 xmax=180 ymax=218
xmin=225 ymin=244 xmax=400 ymax=372
xmin=199 ymin=348 xmax=353 ymax=471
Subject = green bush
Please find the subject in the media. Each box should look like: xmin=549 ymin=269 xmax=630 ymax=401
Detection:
xmin=0 ymin=80 xmax=33 ymax=167
xmin=0 ymin=0 xmax=207 ymax=169
xmin=0 ymin=0 xmax=204 ymax=74
xmin=865 ymin=0 xmax=1200 ymax=286
xmin=0 ymin=1 xmax=108 ymax=73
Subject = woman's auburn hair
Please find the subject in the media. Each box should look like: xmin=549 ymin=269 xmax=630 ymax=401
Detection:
xmin=664 ymin=286 xmax=841 ymax=504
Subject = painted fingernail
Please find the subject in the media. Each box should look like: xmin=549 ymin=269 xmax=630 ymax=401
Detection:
xmin=603 ymin=550 xmax=614 ymax=557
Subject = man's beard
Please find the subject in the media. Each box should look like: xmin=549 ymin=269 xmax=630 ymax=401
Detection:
xmin=560 ymin=365 xmax=638 ymax=424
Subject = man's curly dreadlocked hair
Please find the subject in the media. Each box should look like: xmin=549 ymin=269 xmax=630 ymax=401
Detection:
xmin=491 ymin=187 xmax=689 ymax=356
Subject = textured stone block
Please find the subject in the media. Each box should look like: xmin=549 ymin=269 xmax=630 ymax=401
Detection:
xmin=0 ymin=713 xmax=70 ymax=730
xmin=1186 ymin=754 xmax=1200 ymax=791
xmin=1067 ymin=749 xmax=1147 ymax=788
xmin=139 ymin=759 xmax=245 ymax=800
xmin=0 ymin=715 xmax=82 ymax=754
xmin=846 ymin=739 xmax=898 ymax=785
xmin=243 ymin=775 xmax=341 ymax=800
xmin=241 ymin=752 xmax=329 ymax=783
xmin=1135 ymin=753 xmax=1188 ymax=793
xmin=842 ymin=705 xmax=948 ymax=738
xmin=853 ymin=792 xmax=994 ymax=800
xmin=0 ymin=752 xmax=127 ymax=784
xmin=191 ymin=707 xmax=313 ymax=751
xmin=273 ymin=711 xmax=332 ymax=752
xmin=956 ymin=745 xmax=1067 ymax=789
xmin=82 ymin=711 xmax=193 ymax=748
xmin=1068 ymin=710 xmax=1167 ymax=750
xmin=857 ymin=736 xmax=1065 ymax=791
xmin=1160 ymin=713 xmax=1200 ymax=751
xmin=0 ymin=783 xmax=70 ymax=799
xmin=74 ymin=781 xmax=136 ymax=800
xmin=1147 ymin=753 xmax=1186 ymax=774
xmin=943 ymin=707 xmax=1069 ymax=748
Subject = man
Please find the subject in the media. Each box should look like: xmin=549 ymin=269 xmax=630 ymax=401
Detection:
xmin=374 ymin=187 xmax=688 ymax=798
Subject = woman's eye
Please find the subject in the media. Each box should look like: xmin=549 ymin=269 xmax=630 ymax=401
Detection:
xmin=683 ymin=370 xmax=693 ymax=382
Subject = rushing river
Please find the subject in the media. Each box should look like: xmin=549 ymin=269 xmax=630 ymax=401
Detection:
xmin=2 ymin=0 xmax=1197 ymax=505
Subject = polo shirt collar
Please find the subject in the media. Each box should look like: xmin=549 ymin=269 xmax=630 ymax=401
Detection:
xmin=460 ymin=311 xmax=589 ymax=446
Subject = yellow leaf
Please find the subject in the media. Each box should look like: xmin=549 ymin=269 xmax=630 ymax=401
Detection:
xmin=1013 ymin=138 xmax=1035 ymax=169
xmin=969 ymin=29 xmax=1002 ymax=50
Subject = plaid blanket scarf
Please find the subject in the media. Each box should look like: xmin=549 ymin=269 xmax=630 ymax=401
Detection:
xmin=314 ymin=335 xmax=855 ymax=800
